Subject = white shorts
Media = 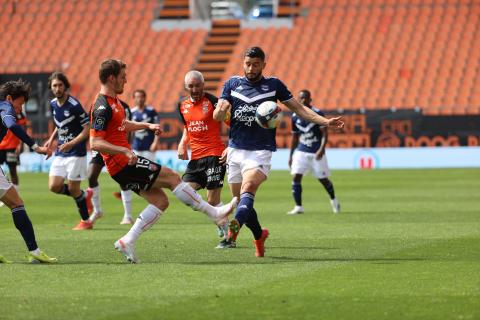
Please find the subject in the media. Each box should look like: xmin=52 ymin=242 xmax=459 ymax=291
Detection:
xmin=0 ymin=168 xmax=13 ymax=198
xmin=134 ymin=150 xmax=156 ymax=162
xmin=291 ymin=150 xmax=331 ymax=179
xmin=227 ymin=148 xmax=272 ymax=183
xmin=49 ymin=156 xmax=87 ymax=181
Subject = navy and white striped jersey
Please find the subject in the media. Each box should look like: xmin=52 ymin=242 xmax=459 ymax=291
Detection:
xmin=50 ymin=95 xmax=89 ymax=157
xmin=291 ymin=106 xmax=325 ymax=153
xmin=221 ymin=76 xmax=293 ymax=151
xmin=130 ymin=105 xmax=158 ymax=151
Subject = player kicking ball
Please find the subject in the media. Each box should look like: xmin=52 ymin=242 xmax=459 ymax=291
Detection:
xmin=0 ymin=80 xmax=56 ymax=263
xmin=90 ymin=59 xmax=237 ymax=263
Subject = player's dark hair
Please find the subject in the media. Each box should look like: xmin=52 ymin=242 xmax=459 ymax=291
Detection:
xmin=0 ymin=79 xmax=31 ymax=102
xmin=244 ymin=46 xmax=266 ymax=61
xmin=133 ymin=89 xmax=146 ymax=98
xmin=99 ymin=59 xmax=127 ymax=84
xmin=48 ymin=71 xmax=71 ymax=90
xmin=299 ymin=89 xmax=311 ymax=98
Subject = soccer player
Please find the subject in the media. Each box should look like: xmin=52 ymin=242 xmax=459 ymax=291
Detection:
xmin=177 ymin=70 xmax=229 ymax=246
xmin=87 ymin=99 xmax=134 ymax=225
xmin=0 ymin=108 xmax=26 ymax=190
xmin=44 ymin=72 xmax=93 ymax=230
xmin=287 ymin=89 xmax=340 ymax=215
xmin=0 ymin=79 xmax=56 ymax=263
xmin=213 ymin=47 xmax=344 ymax=257
xmin=90 ymin=59 xmax=237 ymax=263
xmin=131 ymin=89 xmax=160 ymax=161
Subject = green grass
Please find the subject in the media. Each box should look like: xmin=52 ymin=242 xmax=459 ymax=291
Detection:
xmin=0 ymin=169 xmax=479 ymax=320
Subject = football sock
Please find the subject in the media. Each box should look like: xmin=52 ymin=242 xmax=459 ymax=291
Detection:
xmin=121 ymin=190 xmax=133 ymax=218
xmin=123 ymin=205 xmax=162 ymax=243
xmin=320 ymin=179 xmax=336 ymax=200
xmin=61 ymin=184 xmax=71 ymax=196
xmin=172 ymin=182 xmax=220 ymax=219
xmin=74 ymin=191 xmax=90 ymax=221
xmin=11 ymin=206 xmax=38 ymax=251
xmin=90 ymin=186 xmax=102 ymax=213
xmin=292 ymin=182 xmax=302 ymax=206
xmin=246 ymin=208 xmax=263 ymax=240
xmin=235 ymin=192 xmax=255 ymax=227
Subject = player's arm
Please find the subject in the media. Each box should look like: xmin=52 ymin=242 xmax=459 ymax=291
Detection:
xmin=177 ymin=128 xmax=189 ymax=160
xmin=124 ymin=120 xmax=161 ymax=135
xmin=58 ymin=124 xmax=89 ymax=153
xmin=44 ymin=126 xmax=57 ymax=149
xmin=90 ymin=106 xmax=136 ymax=165
xmin=149 ymin=112 xmax=161 ymax=152
xmin=213 ymin=99 xmax=231 ymax=122
xmin=1 ymin=111 xmax=50 ymax=157
xmin=316 ymin=127 xmax=328 ymax=160
xmin=282 ymin=98 xmax=344 ymax=128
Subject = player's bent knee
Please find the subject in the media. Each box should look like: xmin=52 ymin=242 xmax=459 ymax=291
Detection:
xmin=48 ymin=184 xmax=63 ymax=194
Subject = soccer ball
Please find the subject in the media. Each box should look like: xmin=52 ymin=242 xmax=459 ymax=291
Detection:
xmin=255 ymin=101 xmax=283 ymax=129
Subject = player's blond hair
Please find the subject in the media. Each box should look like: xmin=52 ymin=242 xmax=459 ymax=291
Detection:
xmin=184 ymin=70 xmax=204 ymax=84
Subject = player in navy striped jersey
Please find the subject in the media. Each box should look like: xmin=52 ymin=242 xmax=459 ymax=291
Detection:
xmin=0 ymin=80 xmax=56 ymax=263
xmin=131 ymin=89 xmax=160 ymax=161
xmin=288 ymin=90 xmax=340 ymax=215
xmin=214 ymin=47 xmax=344 ymax=257
xmin=44 ymin=72 xmax=93 ymax=231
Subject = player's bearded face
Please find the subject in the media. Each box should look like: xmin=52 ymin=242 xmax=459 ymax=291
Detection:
xmin=114 ymin=68 xmax=127 ymax=94
xmin=185 ymin=78 xmax=204 ymax=102
xmin=243 ymin=57 xmax=265 ymax=82
xmin=51 ymin=79 xmax=66 ymax=98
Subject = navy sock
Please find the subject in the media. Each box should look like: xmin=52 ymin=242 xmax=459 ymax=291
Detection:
xmin=61 ymin=184 xmax=71 ymax=196
xmin=12 ymin=206 xmax=38 ymax=251
xmin=74 ymin=191 xmax=90 ymax=221
xmin=246 ymin=208 xmax=263 ymax=240
xmin=234 ymin=192 xmax=255 ymax=227
xmin=292 ymin=182 xmax=302 ymax=206
xmin=320 ymin=179 xmax=335 ymax=200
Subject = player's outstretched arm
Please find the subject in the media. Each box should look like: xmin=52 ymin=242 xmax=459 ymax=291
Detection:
xmin=90 ymin=136 xmax=137 ymax=165
xmin=124 ymin=120 xmax=162 ymax=135
xmin=213 ymin=99 xmax=231 ymax=122
xmin=44 ymin=127 xmax=58 ymax=149
xmin=283 ymin=98 xmax=344 ymax=129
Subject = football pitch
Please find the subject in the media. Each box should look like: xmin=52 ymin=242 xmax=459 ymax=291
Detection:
xmin=0 ymin=169 xmax=479 ymax=320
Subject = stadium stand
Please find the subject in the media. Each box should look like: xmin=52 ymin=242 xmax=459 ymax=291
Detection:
xmin=0 ymin=0 xmax=205 ymax=112
xmin=219 ymin=0 xmax=480 ymax=115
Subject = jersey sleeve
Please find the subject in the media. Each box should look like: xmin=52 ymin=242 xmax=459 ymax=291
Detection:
xmin=90 ymin=103 xmax=112 ymax=138
xmin=275 ymin=78 xmax=294 ymax=102
xmin=220 ymin=78 xmax=233 ymax=103
xmin=75 ymin=103 xmax=90 ymax=127
xmin=205 ymin=92 xmax=219 ymax=107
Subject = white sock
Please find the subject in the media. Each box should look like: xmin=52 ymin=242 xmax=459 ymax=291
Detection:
xmin=91 ymin=186 xmax=102 ymax=213
xmin=172 ymin=182 xmax=219 ymax=220
xmin=121 ymin=190 xmax=133 ymax=218
xmin=123 ymin=205 xmax=162 ymax=243
xmin=30 ymin=248 xmax=41 ymax=255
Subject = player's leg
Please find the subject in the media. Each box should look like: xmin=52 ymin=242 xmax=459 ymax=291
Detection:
xmin=288 ymin=151 xmax=308 ymax=214
xmin=114 ymin=187 xmax=167 ymax=263
xmin=314 ymin=156 xmax=340 ymax=213
xmin=119 ymin=186 xmax=134 ymax=224
xmin=87 ymin=152 xmax=105 ymax=219
xmin=0 ymin=180 xmax=56 ymax=263
xmin=48 ymin=156 xmax=69 ymax=195
xmin=65 ymin=157 xmax=93 ymax=229
xmin=7 ymin=159 xmax=19 ymax=186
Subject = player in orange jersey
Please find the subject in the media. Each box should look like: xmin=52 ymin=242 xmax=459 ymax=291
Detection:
xmin=90 ymin=59 xmax=237 ymax=263
xmin=177 ymin=70 xmax=230 ymax=248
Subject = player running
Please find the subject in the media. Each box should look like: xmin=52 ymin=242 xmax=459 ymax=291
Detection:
xmin=0 ymin=79 xmax=56 ymax=263
xmin=213 ymin=47 xmax=344 ymax=257
xmin=288 ymin=89 xmax=340 ymax=215
xmin=44 ymin=72 xmax=93 ymax=230
xmin=90 ymin=59 xmax=237 ymax=263
xmin=177 ymin=70 xmax=230 ymax=247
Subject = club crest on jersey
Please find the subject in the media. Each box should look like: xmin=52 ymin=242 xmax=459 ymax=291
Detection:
xmin=63 ymin=110 xmax=70 ymax=117
xmin=261 ymin=85 xmax=269 ymax=91
xmin=202 ymin=101 xmax=209 ymax=114
xmin=236 ymin=85 xmax=244 ymax=91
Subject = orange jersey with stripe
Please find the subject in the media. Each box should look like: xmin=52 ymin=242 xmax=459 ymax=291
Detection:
xmin=90 ymin=94 xmax=131 ymax=176
xmin=178 ymin=93 xmax=225 ymax=160
xmin=0 ymin=113 xmax=27 ymax=150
